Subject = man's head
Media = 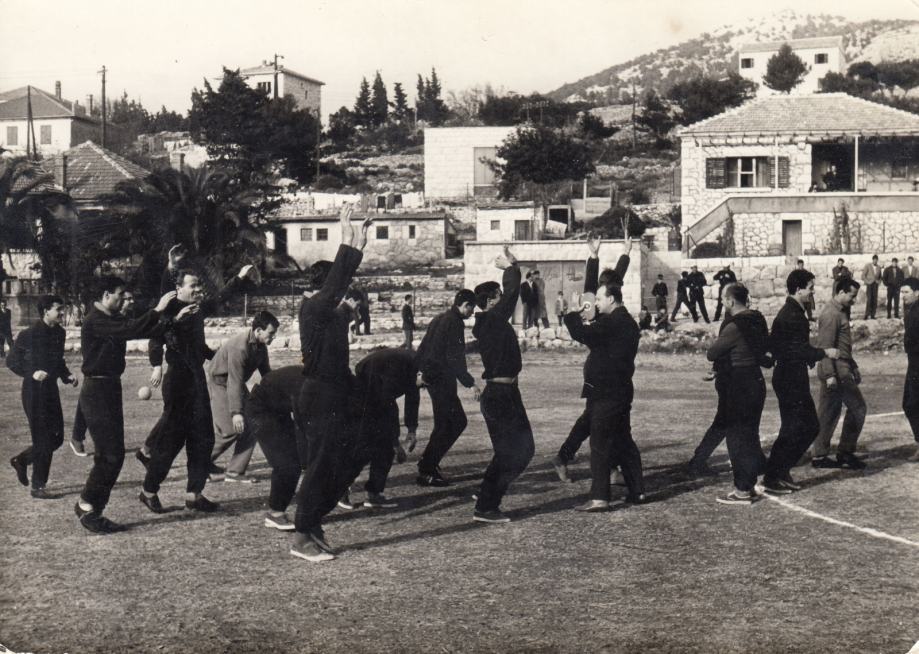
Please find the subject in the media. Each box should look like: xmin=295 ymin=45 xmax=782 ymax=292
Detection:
xmin=525 ymin=271 xmax=532 ymax=280
xmin=721 ymin=283 xmax=749 ymax=316
xmin=681 ymin=271 xmax=689 ymax=279
xmin=120 ymin=290 xmax=135 ymax=315
xmin=38 ymin=295 xmax=64 ymax=326
xmin=595 ymin=280 xmax=623 ymax=316
xmin=657 ymin=274 xmax=663 ymax=280
xmin=901 ymin=278 xmax=919 ymax=306
xmin=474 ymin=281 xmax=502 ymax=311
xmin=175 ymin=269 xmax=204 ymax=304
xmin=531 ymin=270 xmax=540 ymax=281
xmin=837 ymin=258 xmax=845 ymax=266
xmin=557 ymin=290 xmax=564 ymax=296
xmin=95 ymin=276 xmax=128 ymax=314
xmin=872 ymin=254 xmax=879 ymax=263
xmin=834 ymin=277 xmax=860 ymax=307
xmin=251 ymin=310 xmax=279 ymax=345
xmin=787 ymin=269 xmax=815 ymax=302
xmin=796 ymin=259 xmax=805 ymax=270
xmin=691 ymin=265 xmax=698 ymax=272
xmin=0 ymin=299 xmax=6 ymax=310
xmin=892 ymin=257 xmax=899 ymax=266
xmin=599 ymin=268 xmax=623 ymax=287
xmin=909 ymin=256 xmax=915 ymax=266
xmin=404 ymin=294 xmax=412 ymax=304
xmin=453 ymin=289 xmax=477 ymax=318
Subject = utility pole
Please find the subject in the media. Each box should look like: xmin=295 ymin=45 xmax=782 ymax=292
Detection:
xmin=630 ymin=80 xmax=637 ymax=151
xmin=26 ymin=86 xmax=37 ymax=160
xmin=98 ymin=65 xmax=107 ymax=148
xmin=272 ymin=54 xmax=284 ymax=100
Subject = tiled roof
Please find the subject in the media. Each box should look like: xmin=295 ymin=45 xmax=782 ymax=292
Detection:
xmin=739 ymin=36 xmax=843 ymax=54
xmin=239 ymin=65 xmax=324 ymax=86
xmin=42 ymin=141 xmax=150 ymax=202
xmin=680 ymin=93 xmax=919 ymax=137
xmin=271 ymin=206 xmax=446 ymax=223
xmin=0 ymin=86 xmax=94 ymax=121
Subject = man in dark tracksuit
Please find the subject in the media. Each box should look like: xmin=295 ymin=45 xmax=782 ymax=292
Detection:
xmin=564 ymin=268 xmax=643 ymax=511
xmin=414 ymin=290 xmax=480 ymax=487
xmin=74 ymin=279 xmax=177 ymax=532
xmin=704 ymin=284 xmax=772 ymax=504
xmin=7 ymin=295 xmax=76 ymax=499
xmin=140 ymin=271 xmax=223 ymax=513
xmin=651 ymin=275 xmax=668 ymax=313
xmin=291 ymin=204 xmax=371 ymax=562
xmin=687 ymin=314 xmax=734 ymax=475
xmin=900 ymin=279 xmax=919 ymax=462
xmin=520 ymin=272 xmax=536 ymax=330
xmin=671 ymin=272 xmax=697 ymax=322
xmin=688 ymin=265 xmax=710 ymax=324
xmin=713 ymin=264 xmax=737 ymax=321
xmin=553 ymin=235 xmax=631 ymax=480
xmin=763 ymin=270 xmax=839 ymax=495
xmin=402 ymin=294 xmax=415 ymax=351
xmin=472 ymin=246 xmax=534 ymax=523
xmin=0 ymin=298 xmax=14 ymax=357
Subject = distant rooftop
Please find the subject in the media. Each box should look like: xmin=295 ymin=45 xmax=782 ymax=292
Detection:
xmin=239 ymin=64 xmax=324 ymax=86
xmin=738 ymin=35 xmax=844 ymax=54
xmin=0 ymin=86 xmax=96 ymax=122
xmin=42 ymin=141 xmax=150 ymax=202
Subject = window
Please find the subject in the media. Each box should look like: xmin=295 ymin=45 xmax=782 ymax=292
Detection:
xmin=705 ymin=157 xmax=790 ymax=189
xmin=376 ymin=225 xmax=389 ymax=240
xmin=726 ymin=156 xmax=764 ymax=188
xmin=256 ymin=81 xmax=271 ymax=94
xmin=490 ymin=220 xmax=500 ymax=231
xmin=473 ymin=147 xmax=497 ymax=187
xmin=814 ymin=53 xmax=828 ymax=64
xmin=377 ymin=195 xmax=387 ymax=209
xmin=740 ymin=58 xmax=754 ymax=69
xmin=304 ymin=90 xmax=309 ymax=100
xmin=316 ymin=228 xmax=329 ymax=241
xmin=40 ymin=125 xmax=51 ymax=145
xmin=6 ymin=126 xmax=17 ymax=146
xmin=300 ymin=228 xmax=313 ymax=241
xmin=408 ymin=225 xmax=416 ymax=239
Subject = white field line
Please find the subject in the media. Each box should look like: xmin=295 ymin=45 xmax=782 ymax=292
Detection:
xmin=865 ymin=411 xmax=906 ymax=420
xmin=763 ymin=494 xmax=919 ymax=550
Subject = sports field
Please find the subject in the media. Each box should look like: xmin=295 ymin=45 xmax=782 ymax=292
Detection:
xmin=1 ymin=351 xmax=917 ymax=654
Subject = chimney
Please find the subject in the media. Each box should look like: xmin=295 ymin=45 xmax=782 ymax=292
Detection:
xmin=86 ymin=94 xmax=94 ymax=114
xmin=54 ymin=154 xmax=68 ymax=191
xmin=55 ymin=81 xmax=62 ymax=98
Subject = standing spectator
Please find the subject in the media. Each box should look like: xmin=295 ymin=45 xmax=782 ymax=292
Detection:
xmin=651 ymin=274 xmax=668 ymax=313
xmin=671 ymin=272 xmax=697 ymax=322
xmin=401 ymin=294 xmax=415 ymax=350
xmin=0 ymin=298 xmax=13 ymax=358
xmin=520 ymin=272 xmax=535 ymax=330
xmin=861 ymin=255 xmax=881 ymax=319
xmin=883 ymin=258 xmax=905 ymax=319
xmin=832 ymin=258 xmax=852 ymax=289
xmin=796 ymin=260 xmax=815 ymax=321
xmin=900 ymin=278 xmax=919 ymax=462
xmin=713 ymin=264 xmax=737 ymax=321
xmin=554 ymin=291 xmax=568 ymax=327
xmin=350 ymin=284 xmax=371 ymax=335
xmin=531 ymin=270 xmax=550 ymax=329
xmin=687 ymin=265 xmax=710 ymax=324
xmin=902 ymin=256 xmax=918 ymax=281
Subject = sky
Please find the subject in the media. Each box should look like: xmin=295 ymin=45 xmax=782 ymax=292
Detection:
xmin=1 ymin=0 xmax=918 ymax=122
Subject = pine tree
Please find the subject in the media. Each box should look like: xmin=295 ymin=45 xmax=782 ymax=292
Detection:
xmin=762 ymin=44 xmax=809 ymax=94
xmin=370 ymin=71 xmax=389 ymax=127
xmin=424 ymin=68 xmax=449 ymax=126
xmin=391 ymin=82 xmax=409 ymax=123
xmin=353 ymin=77 xmax=373 ymax=129
xmin=415 ymin=74 xmax=427 ymax=122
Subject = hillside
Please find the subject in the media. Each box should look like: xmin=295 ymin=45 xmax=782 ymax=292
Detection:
xmin=548 ymin=9 xmax=919 ymax=102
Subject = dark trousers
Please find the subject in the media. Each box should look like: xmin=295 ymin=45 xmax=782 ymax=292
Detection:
xmin=690 ymin=373 xmax=730 ymax=466
xmin=723 ymin=367 xmax=767 ymax=492
xmin=0 ymin=331 xmax=13 ymax=357
xmin=586 ymin=392 xmax=642 ymax=501
xmin=362 ymin=401 xmax=398 ymax=495
xmin=655 ymin=296 xmax=667 ymax=312
xmin=476 ymin=383 xmax=535 ymax=512
xmin=903 ymin=361 xmax=919 ymax=444
xmin=17 ymin=378 xmax=64 ymax=490
xmin=690 ymin=290 xmax=710 ymax=323
xmin=671 ymin=294 xmax=697 ymax=321
xmin=864 ymin=283 xmax=878 ymax=318
xmin=142 ymin=365 xmax=214 ymax=495
xmin=72 ymin=402 xmax=87 ymax=442
xmin=78 ymin=378 xmax=125 ymax=511
xmin=714 ymin=292 xmax=726 ymax=321
xmin=403 ymin=328 xmax=414 ymax=351
xmin=886 ymin=287 xmax=900 ymax=318
xmin=248 ymin=406 xmax=302 ymax=513
xmin=557 ymin=409 xmax=589 ymax=464
xmin=814 ymin=368 xmax=866 ymax=457
xmin=418 ymin=382 xmax=467 ymax=475
xmin=352 ymin=307 xmax=371 ymax=335
xmin=766 ymin=363 xmax=819 ymax=483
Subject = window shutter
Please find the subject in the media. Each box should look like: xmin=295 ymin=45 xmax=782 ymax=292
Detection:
xmin=766 ymin=158 xmax=775 ymax=187
xmin=778 ymin=157 xmax=790 ymax=188
xmin=705 ymin=158 xmax=726 ymax=189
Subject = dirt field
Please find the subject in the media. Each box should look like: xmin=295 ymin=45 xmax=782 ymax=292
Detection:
xmin=1 ymin=350 xmax=917 ymax=654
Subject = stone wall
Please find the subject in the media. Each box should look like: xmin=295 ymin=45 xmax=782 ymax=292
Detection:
xmin=641 ymin=248 xmax=682 ymax=310
xmin=424 ymin=126 xmax=516 ymax=200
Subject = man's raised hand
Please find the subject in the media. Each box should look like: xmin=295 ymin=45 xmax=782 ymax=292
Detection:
xmin=587 ymin=232 xmax=601 ymax=258
xmin=339 ymin=203 xmax=355 ymax=245
xmin=176 ymin=304 xmax=199 ymax=321
xmin=154 ymin=291 xmax=177 ymax=313
xmin=356 ymin=216 xmax=373 ymax=250
xmin=622 ymin=217 xmax=633 ymax=255
xmin=503 ymin=245 xmax=517 ymax=265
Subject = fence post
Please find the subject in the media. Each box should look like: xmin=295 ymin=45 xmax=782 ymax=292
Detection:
xmin=243 ymin=293 xmax=248 ymax=324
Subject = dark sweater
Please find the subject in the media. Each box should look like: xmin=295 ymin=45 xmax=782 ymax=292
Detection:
xmin=905 ymin=301 xmax=919 ymax=364
xmin=416 ymin=307 xmax=474 ymax=388
xmin=707 ymin=310 xmax=771 ymax=369
xmin=81 ymin=306 xmax=166 ymax=377
xmin=713 ymin=269 xmax=737 ymax=288
xmin=770 ymin=297 xmax=825 ymax=368
xmin=565 ymin=306 xmax=639 ymax=400
xmin=354 ymin=348 xmax=420 ymax=431
xmin=298 ymin=244 xmax=363 ymax=382
xmin=651 ymin=282 xmax=668 ymax=298
xmin=6 ymin=320 xmax=71 ymax=381
xmin=248 ymin=365 xmax=304 ymax=415
xmin=148 ymin=299 xmax=214 ymax=372
xmin=402 ymin=304 xmax=415 ymax=331
xmin=472 ymin=265 xmax=522 ymax=380
xmin=0 ymin=308 xmax=11 ymax=334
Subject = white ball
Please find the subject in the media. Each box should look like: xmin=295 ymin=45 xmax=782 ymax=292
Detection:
xmin=137 ymin=386 xmax=152 ymax=401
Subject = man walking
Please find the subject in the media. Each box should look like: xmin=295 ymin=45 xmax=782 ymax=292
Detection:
xmin=883 ymin=258 xmax=904 ymax=319
xmin=687 ymin=312 xmax=734 ymax=476
xmin=763 ymin=269 xmax=839 ymax=495
xmin=207 ymin=310 xmax=278 ymax=482
xmin=861 ymin=255 xmax=881 ymax=319
xmin=401 ymin=294 xmax=415 ymax=350
xmin=0 ymin=298 xmax=14 ymax=358
xmin=795 ymin=260 xmax=816 ymax=321
xmin=687 ymin=265 xmax=710 ymax=323
xmin=900 ymin=278 xmax=919 ymax=462
xmin=414 ymin=289 xmax=480 ymax=487
xmin=812 ymin=277 xmax=867 ymax=470
xmin=671 ymin=272 xmax=697 ymax=322
xmin=651 ymin=274 xmax=668 ymax=313
xmin=7 ymin=295 xmax=77 ymax=499
xmin=471 ymin=246 xmax=534 ymax=523
xmin=713 ymin=263 xmax=737 ymax=321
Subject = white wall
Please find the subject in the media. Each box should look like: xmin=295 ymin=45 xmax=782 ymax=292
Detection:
xmin=283 ymin=222 xmax=342 ymax=264
xmin=475 ymin=205 xmax=539 ymax=241
xmin=739 ymin=45 xmax=844 ymax=96
xmin=424 ymin=126 xmax=516 ymax=200
xmin=0 ymin=117 xmax=73 ymax=155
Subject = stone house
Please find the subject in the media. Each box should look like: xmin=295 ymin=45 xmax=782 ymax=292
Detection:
xmin=0 ymin=84 xmax=102 ymax=156
xmin=679 ymin=93 xmax=919 ymax=257
xmin=238 ymin=63 xmax=323 ymax=115
xmin=424 ymin=126 xmax=516 ymax=200
xmin=738 ymin=36 xmax=845 ymax=97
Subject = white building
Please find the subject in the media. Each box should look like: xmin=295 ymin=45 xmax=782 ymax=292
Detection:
xmin=738 ymin=36 xmax=845 ymax=96
xmin=424 ymin=126 xmax=516 ymax=200
xmin=0 ymin=84 xmax=102 ymax=156
xmin=238 ymin=63 xmax=324 ymax=115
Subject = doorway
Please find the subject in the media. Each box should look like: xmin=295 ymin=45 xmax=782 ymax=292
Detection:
xmin=782 ymin=220 xmax=802 ymax=257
